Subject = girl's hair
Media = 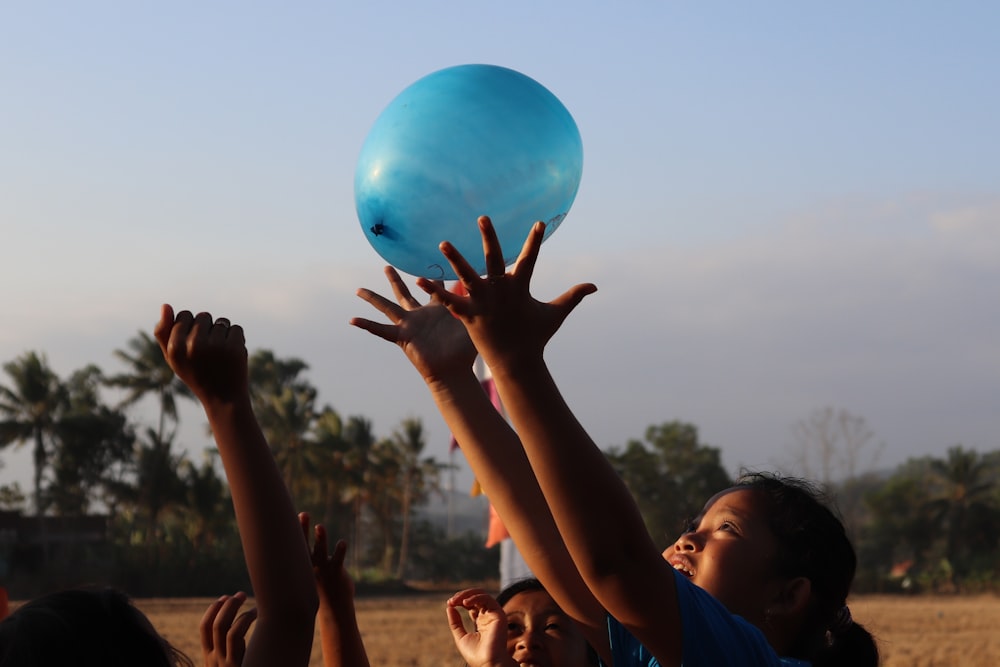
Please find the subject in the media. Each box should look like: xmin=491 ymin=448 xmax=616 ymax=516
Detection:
xmin=734 ymin=471 xmax=879 ymax=667
xmin=496 ymin=577 xmax=600 ymax=667
xmin=496 ymin=577 xmax=547 ymax=607
xmin=0 ymin=587 xmax=193 ymax=667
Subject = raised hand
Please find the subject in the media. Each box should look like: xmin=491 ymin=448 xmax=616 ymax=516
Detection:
xmin=446 ymin=588 xmax=517 ymax=667
xmin=153 ymin=305 xmax=248 ymax=406
xmin=415 ymin=216 xmax=596 ymax=374
xmin=350 ymin=265 xmax=478 ymax=383
xmin=155 ymin=304 xmax=317 ymax=667
xmin=300 ymin=512 xmax=371 ymax=667
xmin=201 ymin=592 xmax=258 ymax=667
xmin=299 ymin=512 xmax=355 ymax=611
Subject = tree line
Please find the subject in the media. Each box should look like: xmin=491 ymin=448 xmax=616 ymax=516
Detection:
xmin=606 ymin=418 xmax=1000 ymax=595
xmin=0 ymin=332 xmax=497 ymax=597
xmin=2 ymin=334 xmax=998 ymax=598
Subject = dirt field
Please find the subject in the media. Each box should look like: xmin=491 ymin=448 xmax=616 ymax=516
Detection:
xmin=132 ymin=593 xmax=1000 ymax=666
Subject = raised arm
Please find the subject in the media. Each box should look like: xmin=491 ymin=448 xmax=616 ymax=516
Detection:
xmin=300 ymin=513 xmax=371 ymax=667
xmin=155 ymin=305 xmax=318 ymax=667
xmin=421 ymin=218 xmax=684 ymax=666
xmin=350 ymin=267 xmax=609 ymax=658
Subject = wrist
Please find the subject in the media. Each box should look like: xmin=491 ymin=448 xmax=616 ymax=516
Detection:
xmin=200 ymin=393 xmax=255 ymax=423
xmin=483 ymin=355 xmax=548 ymax=387
xmin=423 ymin=367 xmax=482 ymax=397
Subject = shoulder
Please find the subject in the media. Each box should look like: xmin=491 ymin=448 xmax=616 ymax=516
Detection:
xmin=605 ymin=571 xmax=802 ymax=667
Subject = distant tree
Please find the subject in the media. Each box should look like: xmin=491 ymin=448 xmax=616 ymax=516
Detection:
xmin=790 ymin=407 xmax=883 ymax=486
xmin=131 ymin=428 xmax=188 ymax=552
xmin=247 ymin=350 xmax=322 ymax=503
xmin=0 ymin=351 xmax=68 ymax=518
xmin=341 ymin=415 xmax=376 ymax=574
xmin=790 ymin=407 xmax=884 ymax=539
xmin=390 ymin=418 xmax=445 ymax=579
xmin=106 ymin=331 xmax=193 ymax=441
xmin=49 ymin=366 xmax=136 ymax=515
xmin=863 ymin=469 xmax=938 ymax=576
xmin=308 ymin=406 xmax=353 ymax=538
xmin=925 ymin=446 xmax=1000 ymax=581
xmin=0 ymin=481 xmax=26 ymax=512
xmin=368 ymin=436 xmax=404 ymax=573
xmin=606 ymin=421 xmax=732 ymax=546
xmin=180 ymin=451 xmax=231 ymax=552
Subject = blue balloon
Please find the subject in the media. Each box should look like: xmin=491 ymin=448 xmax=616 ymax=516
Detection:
xmin=354 ymin=64 xmax=583 ymax=279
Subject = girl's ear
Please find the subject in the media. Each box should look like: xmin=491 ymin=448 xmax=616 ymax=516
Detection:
xmin=769 ymin=576 xmax=812 ymax=617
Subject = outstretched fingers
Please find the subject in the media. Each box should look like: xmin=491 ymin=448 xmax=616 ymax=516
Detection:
xmin=330 ymin=538 xmax=348 ymax=569
xmin=354 ymin=287 xmax=405 ymax=323
xmin=312 ymin=523 xmax=329 ymax=564
xmin=508 ymin=220 xmax=547 ymax=285
xmin=383 ymin=265 xmax=424 ymax=310
xmin=479 ymin=215 xmax=507 ymax=279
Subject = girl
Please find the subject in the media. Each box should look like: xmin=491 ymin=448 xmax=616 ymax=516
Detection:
xmin=352 ymin=218 xmax=879 ymax=667
xmin=449 ymin=578 xmax=598 ymax=667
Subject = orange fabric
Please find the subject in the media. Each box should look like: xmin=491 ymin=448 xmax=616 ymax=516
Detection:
xmin=485 ymin=503 xmax=511 ymax=548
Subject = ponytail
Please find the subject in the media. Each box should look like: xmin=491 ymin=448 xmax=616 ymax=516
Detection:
xmin=812 ymin=616 xmax=879 ymax=667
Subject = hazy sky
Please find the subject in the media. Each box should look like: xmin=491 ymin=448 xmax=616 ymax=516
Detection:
xmin=2 ymin=2 xmax=998 ymax=496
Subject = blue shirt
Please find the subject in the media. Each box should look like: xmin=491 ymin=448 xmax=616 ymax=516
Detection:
xmin=603 ymin=570 xmax=811 ymax=667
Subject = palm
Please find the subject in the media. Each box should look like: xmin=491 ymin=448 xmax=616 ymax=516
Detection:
xmin=353 ymin=266 xmax=477 ymax=381
xmin=396 ymin=302 xmax=476 ymax=380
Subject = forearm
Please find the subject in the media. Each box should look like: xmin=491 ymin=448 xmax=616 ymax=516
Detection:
xmin=488 ymin=359 xmax=668 ymax=607
xmin=205 ymin=398 xmax=319 ymax=620
xmin=426 ymin=371 xmax=606 ymax=634
xmin=318 ymin=604 xmax=371 ymax=667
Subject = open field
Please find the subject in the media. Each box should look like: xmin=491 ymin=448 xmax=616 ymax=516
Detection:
xmin=12 ymin=592 xmax=1000 ymax=665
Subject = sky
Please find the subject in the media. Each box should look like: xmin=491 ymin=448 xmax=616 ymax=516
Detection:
xmin=1 ymin=2 xmax=998 ymax=498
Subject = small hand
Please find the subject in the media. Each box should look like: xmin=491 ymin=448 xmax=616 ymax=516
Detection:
xmin=350 ymin=265 xmax=478 ymax=383
xmin=300 ymin=512 xmax=355 ymax=612
xmin=200 ymin=592 xmax=258 ymax=667
xmin=416 ymin=216 xmax=596 ymax=373
xmin=154 ymin=304 xmax=248 ymax=405
xmin=446 ymin=588 xmax=517 ymax=667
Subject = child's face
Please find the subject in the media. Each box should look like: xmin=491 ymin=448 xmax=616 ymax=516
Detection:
xmin=503 ymin=589 xmax=590 ymax=667
xmin=663 ymin=488 xmax=783 ymax=626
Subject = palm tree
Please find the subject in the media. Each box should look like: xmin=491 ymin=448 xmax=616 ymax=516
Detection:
xmin=133 ymin=428 xmax=187 ymax=553
xmin=50 ymin=366 xmax=135 ymax=516
xmin=106 ymin=331 xmax=193 ymax=441
xmin=181 ymin=453 xmax=230 ymax=552
xmin=391 ymin=418 xmax=444 ymax=579
xmin=925 ymin=446 xmax=1000 ymax=581
xmin=342 ymin=416 xmax=376 ymax=574
xmin=368 ymin=437 xmax=404 ymax=574
xmin=247 ymin=350 xmax=322 ymax=503
xmin=0 ymin=351 xmax=67 ymax=519
xmin=310 ymin=407 xmax=353 ymax=537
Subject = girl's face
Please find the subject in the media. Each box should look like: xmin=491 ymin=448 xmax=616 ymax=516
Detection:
xmin=503 ymin=589 xmax=590 ymax=667
xmin=663 ymin=488 xmax=785 ymax=626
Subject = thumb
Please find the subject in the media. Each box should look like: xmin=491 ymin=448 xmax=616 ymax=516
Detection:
xmin=154 ymin=304 xmax=175 ymax=349
xmin=551 ymin=282 xmax=597 ymax=318
xmin=446 ymin=604 xmax=470 ymax=641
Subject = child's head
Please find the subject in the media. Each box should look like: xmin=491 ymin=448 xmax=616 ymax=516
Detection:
xmin=666 ymin=472 xmax=878 ymax=666
xmin=496 ymin=578 xmax=597 ymax=667
xmin=0 ymin=587 xmax=192 ymax=667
